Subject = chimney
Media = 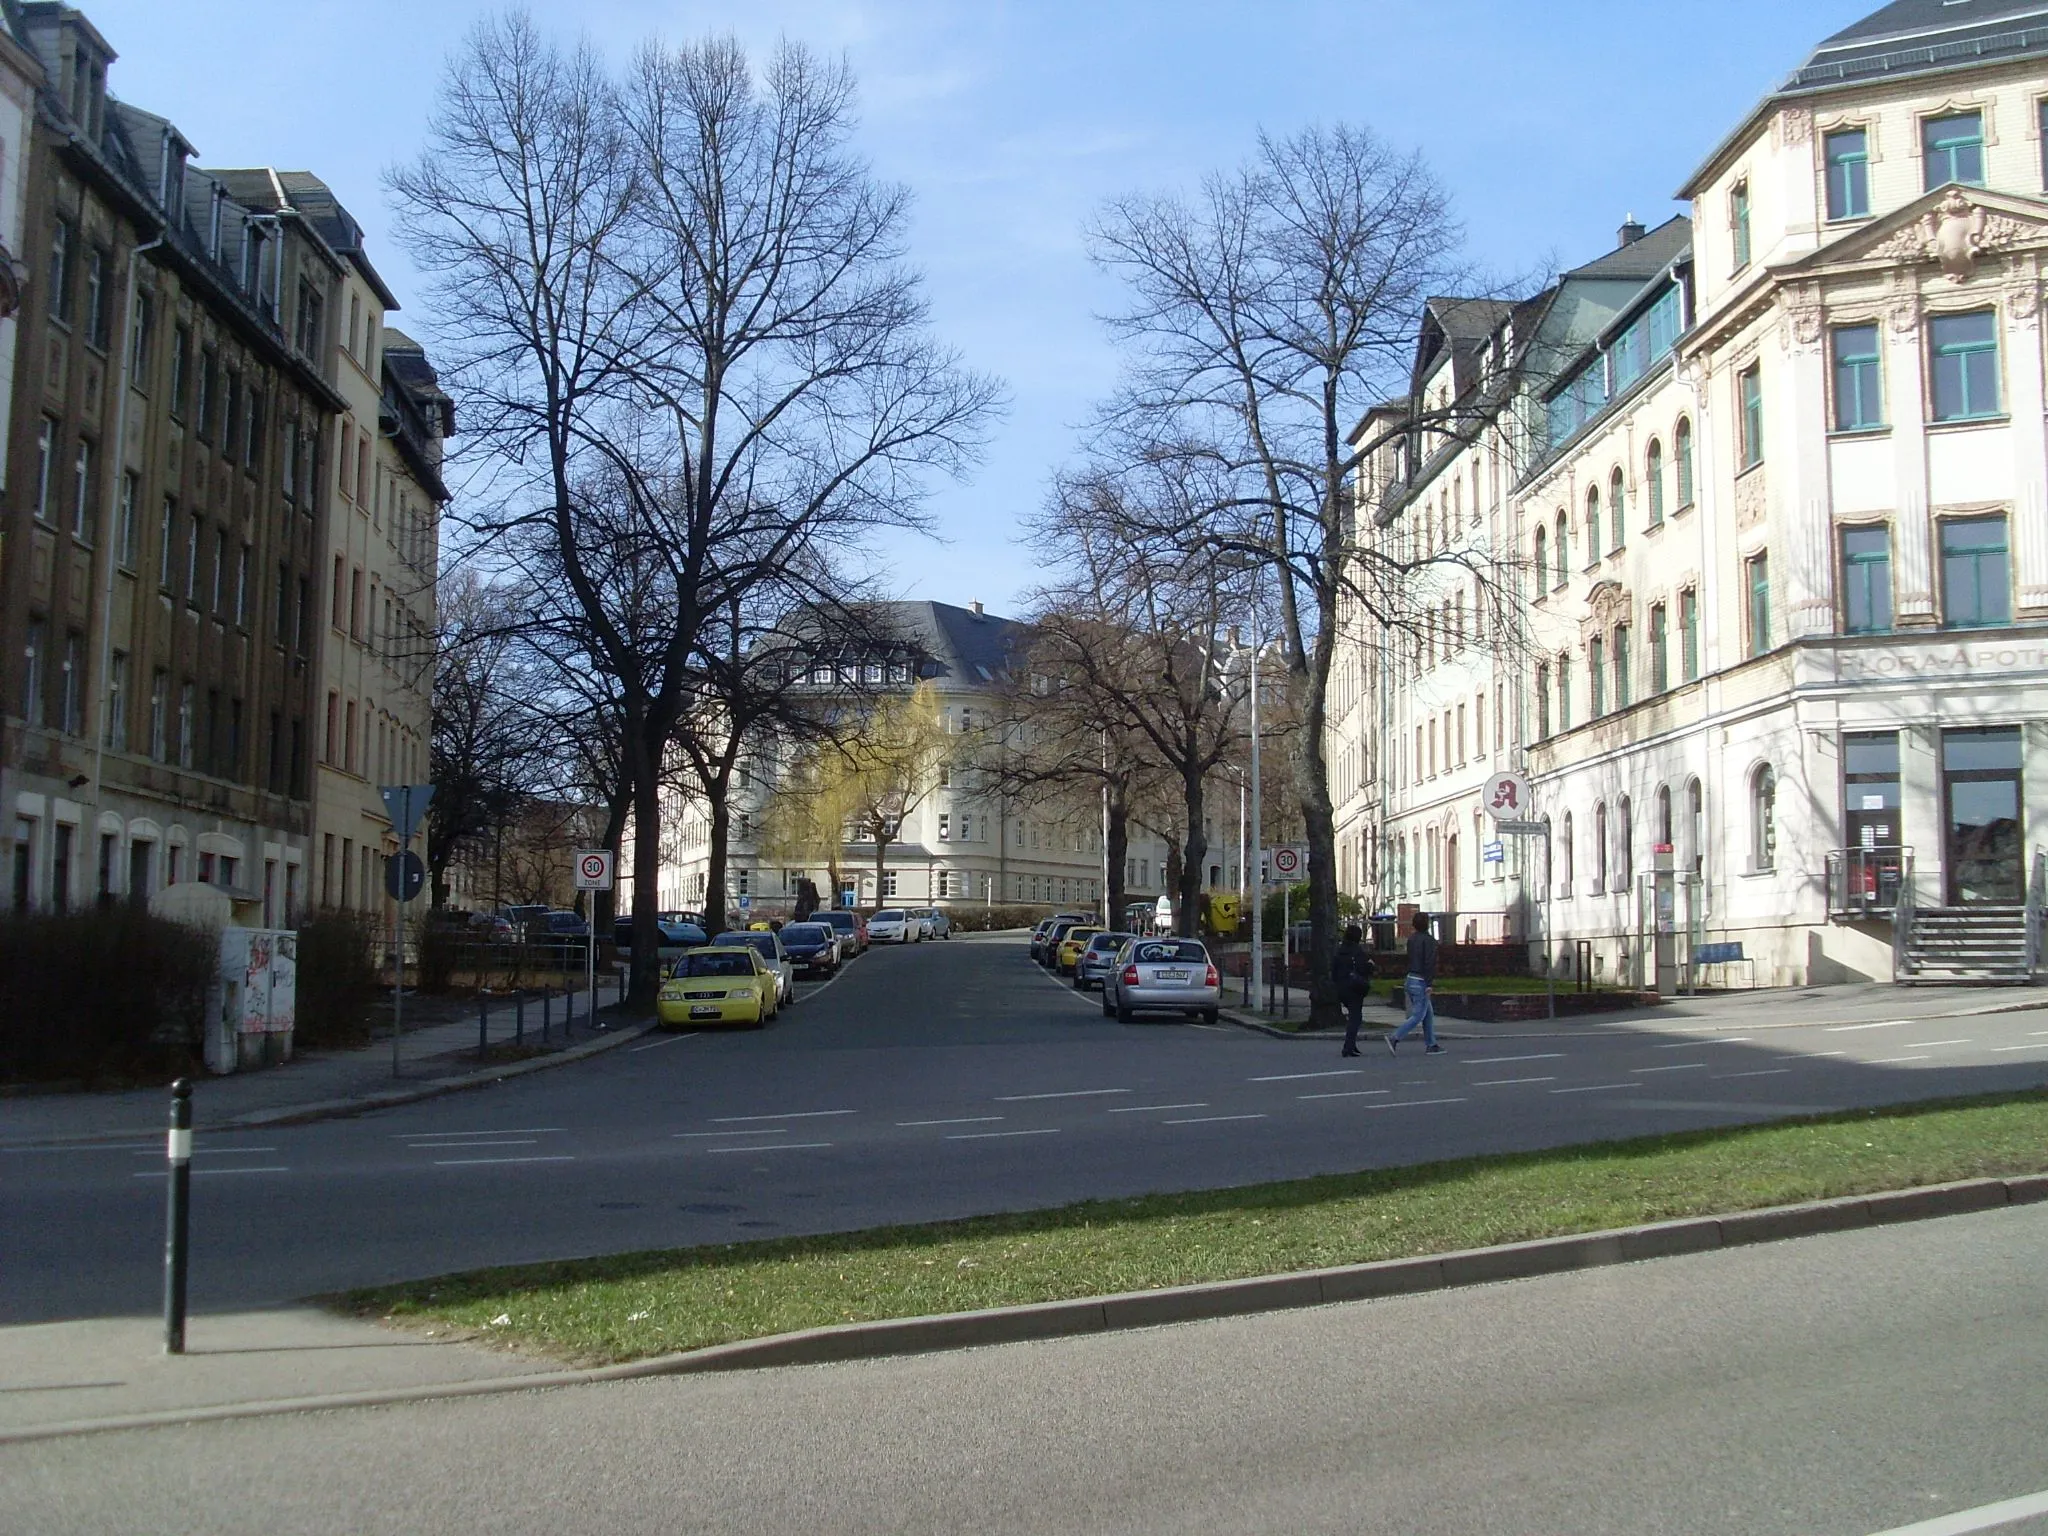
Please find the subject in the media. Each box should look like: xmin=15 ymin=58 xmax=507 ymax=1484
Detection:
xmin=1617 ymin=213 xmax=1647 ymax=248
xmin=969 ymin=599 xmax=984 ymax=616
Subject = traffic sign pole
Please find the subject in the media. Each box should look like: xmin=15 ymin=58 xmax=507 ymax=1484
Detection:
xmin=572 ymin=850 xmax=616 ymax=1031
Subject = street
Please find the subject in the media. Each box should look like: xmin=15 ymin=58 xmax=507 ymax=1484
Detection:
xmin=7 ymin=1202 xmax=2048 ymax=1534
xmin=5 ymin=935 xmax=2047 ymax=1325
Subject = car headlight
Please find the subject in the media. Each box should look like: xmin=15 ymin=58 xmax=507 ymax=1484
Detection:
xmin=659 ymin=986 xmax=685 ymax=1000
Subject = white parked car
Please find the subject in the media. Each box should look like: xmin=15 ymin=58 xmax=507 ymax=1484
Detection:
xmin=711 ymin=930 xmax=796 ymax=1004
xmin=867 ymin=908 xmax=916 ymax=943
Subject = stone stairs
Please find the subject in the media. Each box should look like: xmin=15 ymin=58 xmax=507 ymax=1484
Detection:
xmin=1899 ymin=906 xmax=2032 ymax=984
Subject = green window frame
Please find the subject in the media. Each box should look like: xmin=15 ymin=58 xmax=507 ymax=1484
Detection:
xmin=1614 ymin=623 xmax=1632 ymax=709
xmin=1739 ymin=364 xmax=1764 ymax=468
xmin=1585 ymin=486 xmax=1601 ymax=566
xmin=1747 ymin=552 xmax=1771 ymax=656
xmin=1680 ymin=588 xmax=1699 ymax=680
xmin=1557 ymin=653 xmax=1573 ymax=733
xmin=1535 ymin=663 xmax=1551 ymax=739
xmin=1831 ymin=324 xmax=1883 ymax=431
xmin=1731 ymin=180 xmax=1752 ymax=270
xmin=1923 ymin=111 xmax=1985 ymax=190
xmin=1609 ymin=469 xmax=1626 ymax=550
xmin=1825 ymin=129 xmax=1870 ymax=219
xmin=1840 ymin=525 xmax=1893 ymax=635
xmin=1649 ymin=603 xmax=1669 ymax=694
xmin=1590 ymin=635 xmax=1606 ymax=716
xmin=1940 ymin=514 xmax=2011 ymax=629
xmin=1929 ymin=311 xmax=2000 ymax=421
xmin=1675 ymin=418 xmax=1694 ymax=507
xmin=1646 ymin=441 xmax=1665 ymax=525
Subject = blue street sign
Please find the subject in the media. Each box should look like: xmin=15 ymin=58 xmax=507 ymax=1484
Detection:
xmin=1482 ymin=841 xmax=1505 ymax=865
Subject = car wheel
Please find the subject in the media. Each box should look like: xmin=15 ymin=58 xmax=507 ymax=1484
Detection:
xmin=1101 ymin=994 xmax=1115 ymax=1018
xmin=1201 ymin=1008 xmax=1220 ymax=1025
xmin=1072 ymin=974 xmax=1086 ymax=990
xmin=1115 ymin=1002 xmax=1133 ymax=1023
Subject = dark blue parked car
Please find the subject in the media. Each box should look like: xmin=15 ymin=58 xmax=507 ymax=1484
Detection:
xmin=778 ymin=921 xmax=840 ymax=977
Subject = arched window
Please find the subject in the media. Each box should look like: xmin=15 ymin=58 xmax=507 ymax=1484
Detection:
xmin=1646 ymin=439 xmax=1665 ymax=524
xmin=1560 ymin=812 xmax=1574 ymax=892
xmin=1585 ymin=485 xmax=1601 ymax=562
xmin=1535 ymin=662 xmax=1552 ymax=738
xmin=1688 ymin=778 xmax=1705 ymax=875
xmin=1656 ymin=784 xmax=1672 ymax=849
xmin=1594 ymin=802 xmax=1609 ymax=892
xmin=1618 ymin=794 xmax=1633 ymax=885
xmin=1675 ymin=417 xmax=1695 ymax=507
xmin=1608 ymin=468 xmax=1626 ymax=549
xmin=1555 ymin=513 xmax=1570 ymax=588
xmin=1533 ymin=526 xmax=1548 ymax=594
xmin=1751 ymin=765 xmax=1777 ymax=872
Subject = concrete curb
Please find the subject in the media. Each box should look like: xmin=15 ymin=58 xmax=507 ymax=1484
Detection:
xmin=7 ymin=1173 xmax=2043 ymax=1444
xmin=0 ymin=1016 xmax=661 ymax=1148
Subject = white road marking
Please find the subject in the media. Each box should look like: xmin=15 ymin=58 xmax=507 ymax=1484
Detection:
xmin=673 ymin=1129 xmax=789 ymax=1138
xmin=994 ymin=1089 xmax=1131 ymax=1101
xmin=703 ymin=1142 xmax=833 ymax=1154
xmin=1164 ymin=1114 xmax=1267 ymax=1125
xmin=946 ymin=1128 xmax=1060 ymax=1140
xmin=1869 ymin=1054 xmax=1933 ymax=1065
xmin=1107 ymin=1103 xmax=1209 ymax=1113
xmin=1906 ymin=1039 xmax=1970 ymax=1048
xmin=392 ymin=1128 xmax=563 ymax=1139
xmin=1991 ymin=1042 xmax=2048 ymax=1052
xmin=431 ymin=1155 xmax=576 ymax=1167
xmin=1825 ymin=1020 xmax=1905 ymax=1032
xmin=1550 ymin=1083 xmax=1637 ymax=1095
xmin=897 ymin=1117 xmax=1006 ymax=1127
xmin=1717 ymin=1068 xmax=1793 ymax=1079
xmin=1862 ymin=1485 xmax=2048 ymax=1535
xmin=130 ymin=1146 xmax=279 ymax=1156
xmin=1299 ymin=1089 xmax=1392 ymax=1100
xmin=1653 ymin=1037 xmax=1752 ymax=1049
xmin=629 ymin=1032 xmax=698 ymax=1052
xmin=708 ymin=1110 xmax=858 ymax=1122
xmin=1472 ymin=1076 xmax=1557 ymax=1087
xmin=1460 ymin=1053 xmax=1564 ymax=1065
xmin=2032 ymin=1030 xmax=2048 ymax=1037
xmin=1792 ymin=1050 xmax=1849 ymax=1059
xmin=1249 ymin=1070 xmax=1360 ymax=1082
xmin=1367 ymin=1097 xmax=1468 ymax=1110
xmin=5 ymin=1142 xmax=159 ymax=1154
xmin=405 ymin=1139 xmax=538 ymax=1148
xmin=1632 ymin=1063 xmax=1707 ymax=1073
xmin=133 ymin=1166 xmax=290 ymax=1177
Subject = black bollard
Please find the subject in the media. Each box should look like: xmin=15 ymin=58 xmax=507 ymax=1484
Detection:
xmin=477 ymin=989 xmax=491 ymax=1060
xmin=163 ymin=1078 xmax=193 ymax=1354
xmin=541 ymin=988 xmax=551 ymax=1044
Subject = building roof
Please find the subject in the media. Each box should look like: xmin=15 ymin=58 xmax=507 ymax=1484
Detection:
xmin=1562 ymin=215 xmax=1692 ymax=283
xmin=874 ymin=600 xmax=1023 ymax=687
xmin=206 ymin=167 xmax=401 ymax=310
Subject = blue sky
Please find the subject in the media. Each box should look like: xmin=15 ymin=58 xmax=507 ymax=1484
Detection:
xmin=88 ymin=0 xmax=1876 ymax=615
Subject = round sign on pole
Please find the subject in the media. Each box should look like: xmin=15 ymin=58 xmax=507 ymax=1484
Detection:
xmin=384 ymin=850 xmax=425 ymax=903
xmin=1483 ymin=772 xmax=1533 ymax=821
xmin=573 ymin=849 xmax=616 ymax=891
xmin=1267 ymin=845 xmax=1304 ymax=882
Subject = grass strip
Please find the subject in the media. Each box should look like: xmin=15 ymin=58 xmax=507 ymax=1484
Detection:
xmin=339 ymin=1088 xmax=2048 ymax=1365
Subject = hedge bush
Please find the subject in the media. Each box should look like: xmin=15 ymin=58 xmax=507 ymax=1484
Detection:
xmin=942 ymin=904 xmax=1056 ymax=934
xmin=0 ymin=907 xmax=215 ymax=1085
xmin=295 ymin=909 xmax=379 ymax=1049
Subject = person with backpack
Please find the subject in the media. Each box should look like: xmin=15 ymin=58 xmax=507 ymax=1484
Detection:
xmin=1389 ymin=910 xmax=1443 ymax=1054
xmin=1334 ymin=922 xmax=1377 ymax=1057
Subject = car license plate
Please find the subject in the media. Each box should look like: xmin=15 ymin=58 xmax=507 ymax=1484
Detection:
xmin=1156 ymin=968 xmax=1188 ymax=981
xmin=690 ymin=1004 xmax=722 ymax=1018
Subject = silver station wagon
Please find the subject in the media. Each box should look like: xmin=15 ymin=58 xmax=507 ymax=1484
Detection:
xmin=1102 ymin=937 xmax=1221 ymax=1024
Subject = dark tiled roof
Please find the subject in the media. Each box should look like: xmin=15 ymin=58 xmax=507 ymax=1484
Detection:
xmin=1564 ymin=215 xmax=1691 ymax=282
xmin=883 ymin=600 xmax=1023 ymax=687
xmin=1793 ymin=0 xmax=2048 ymax=88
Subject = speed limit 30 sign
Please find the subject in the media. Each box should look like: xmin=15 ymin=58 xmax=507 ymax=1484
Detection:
xmin=1265 ymin=844 xmax=1306 ymax=883
xmin=573 ymin=849 xmax=615 ymax=891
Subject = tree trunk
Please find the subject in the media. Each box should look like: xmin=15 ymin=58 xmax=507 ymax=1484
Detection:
xmin=1104 ymin=781 xmax=1130 ymax=929
xmin=871 ymin=818 xmax=892 ymax=908
xmin=1293 ymin=599 xmax=1342 ymax=1026
xmin=1177 ymin=761 xmax=1208 ymax=940
xmin=626 ymin=722 xmax=663 ymax=1006
xmin=595 ymin=787 xmax=629 ymax=935
xmin=704 ymin=783 xmax=730 ymax=936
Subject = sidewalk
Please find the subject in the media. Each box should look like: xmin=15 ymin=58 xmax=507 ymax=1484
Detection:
xmin=0 ymin=986 xmax=656 ymax=1148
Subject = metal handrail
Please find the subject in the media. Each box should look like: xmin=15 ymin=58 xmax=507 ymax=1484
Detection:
xmin=2027 ymin=846 xmax=2046 ymax=982
xmin=1891 ymin=849 xmax=1917 ymax=982
xmin=1826 ymin=845 xmax=1911 ymax=916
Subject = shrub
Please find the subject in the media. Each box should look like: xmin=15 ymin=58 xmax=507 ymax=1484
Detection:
xmin=944 ymin=904 xmax=1055 ymax=934
xmin=0 ymin=907 xmax=215 ymax=1085
xmin=295 ymin=909 xmax=379 ymax=1049
xmin=412 ymin=911 xmax=464 ymax=994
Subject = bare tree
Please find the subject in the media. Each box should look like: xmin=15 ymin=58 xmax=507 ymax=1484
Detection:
xmin=1086 ymin=124 xmax=1484 ymax=1021
xmin=391 ymin=18 xmax=997 ymax=999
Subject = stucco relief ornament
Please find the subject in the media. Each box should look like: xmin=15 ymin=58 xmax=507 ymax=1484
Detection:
xmin=2009 ymin=282 xmax=2041 ymax=321
xmin=1877 ymin=188 xmax=2035 ymax=282
xmin=1777 ymin=106 xmax=1813 ymax=146
xmin=1782 ymin=299 xmax=1824 ymax=351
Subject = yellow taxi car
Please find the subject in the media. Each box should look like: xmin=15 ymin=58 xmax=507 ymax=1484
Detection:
xmin=657 ymin=946 xmax=777 ymax=1029
xmin=1056 ymin=926 xmax=1103 ymax=974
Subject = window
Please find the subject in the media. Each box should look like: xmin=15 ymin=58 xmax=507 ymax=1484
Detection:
xmin=131 ymin=289 xmax=153 ymax=377
xmin=70 ymin=438 xmax=91 ymax=541
xmin=1929 ymin=311 xmax=2000 ymax=421
xmin=1559 ymin=813 xmax=1574 ymax=893
xmin=1747 ymin=552 xmax=1771 ymax=656
xmin=1618 ymin=796 xmax=1634 ymax=885
xmin=117 ymin=471 xmax=137 ymax=567
xmin=48 ymin=215 xmax=75 ymax=325
xmin=211 ymin=528 xmax=226 ymax=615
xmin=937 ymin=813 xmax=950 ymax=841
xmin=1923 ymin=111 xmax=1984 ymax=190
xmin=1739 ymin=364 xmax=1764 ymax=467
xmin=1608 ymin=469 xmax=1626 ymax=549
xmin=1649 ymin=603 xmax=1669 ymax=693
xmin=33 ymin=416 xmax=54 ymax=523
xmin=1940 ymin=514 xmax=2010 ymax=629
xmin=1841 ymin=525 xmax=1893 ymax=634
xmin=84 ymin=246 xmax=108 ymax=347
xmin=196 ymin=349 xmax=217 ymax=442
xmin=1832 ymin=324 xmax=1883 ymax=430
xmin=235 ymin=544 xmax=250 ymax=625
xmin=170 ymin=325 xmax=189 ymax=417
xmin=1535 ymin=663 xmax=1551 ymax=738
xmin=178 ymin=683 xmax=194 ymax=769
xmin=23 ymin=618 xmax=44 ymax=726
xmin=1825 ymin=129 xmax=1871 ymax=219
xmin=1731 ymin=180 xmax=1752 ymax=270
xmin=331 ymin=555 xmax=346 ymax=630
xmin=295 ymin=279 xmax=323 ymax=356
xmin=1751 ymin=764 xmax=1777 ymax=872
xmin=2041 ymin=99 xmax=2048 ymax=189
xmin=1680 ymin=588 xmax=1699 ymax=680
xmin=1614 ymin=623 xmax=1632 ymax=708
xmin=1675 ymin=418 xmax=1694 ymax=506
xmin=1595 ymin=803 xmax=1609 ymax=892
xmin=245 ymin=389 xmax=263 ymax=471
xmin=1557 ymin=651 xmax=1573 ymax=732
xmin=150 ymin=670 xmax=167 ymax=760
xmin=1585 ymin=486 xmax=1601 ymax=564
xmin=1555 ymin=514 xmax=1570 ymax=589
xmin=185 ymin=513 xmax=201 ymax=603
xmin=1589 ymin=635 xmax=1606 ymax=716
xmin=58 ymin=633 xmax=81 ymax=735
xmin=1532 ymin=526 xmax=1547 ymax=596
xmin=107 ymin=652 xmax=126 ymax=750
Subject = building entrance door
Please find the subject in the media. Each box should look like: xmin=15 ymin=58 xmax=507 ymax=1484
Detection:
xmin=1941 ymin=726 xmax=2024 ymax=905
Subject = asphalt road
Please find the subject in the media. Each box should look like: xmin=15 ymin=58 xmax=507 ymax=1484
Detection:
xmin=5 ymin=935 xmax=2048 ymax=1323
xmin=8 ymin=1203 xmax=2048 ymax=1534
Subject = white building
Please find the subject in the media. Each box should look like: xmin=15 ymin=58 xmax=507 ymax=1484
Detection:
xmin=1335 ymin=0 xmax=2048 ymax=986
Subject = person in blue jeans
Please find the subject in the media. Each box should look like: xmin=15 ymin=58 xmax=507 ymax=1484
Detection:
xmin=1389 ymin=910 xmax=1443 ymax=1054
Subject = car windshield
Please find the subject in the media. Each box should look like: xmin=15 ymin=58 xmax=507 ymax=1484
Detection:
xmin=1087 ymin=933 xmax=1134 ymax=952
xmin=873 ymin=909 xmax=905 ymax=921
xmin=1065 ymin=928 xmax=1100 ymax=944
xmin=713 ymin=932 xmax=778 ymax=957
xmin=822 ymin=913 xmax=854 ymax=929
xmin=1134 ymin=940 xmax=1207 ymax=963
xmin=675 ymin=952 xmax=754 ymax=978
xmin=783 ymin=925 xmax=830 ymax=943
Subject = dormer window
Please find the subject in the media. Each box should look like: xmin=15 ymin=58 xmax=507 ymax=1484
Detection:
xmin=1923 ymin=111 xmax=1985 ymax=190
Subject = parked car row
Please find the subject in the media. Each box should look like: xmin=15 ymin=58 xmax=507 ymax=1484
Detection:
xmin=654 ymin=904 xmax=958 ymax=1031
xmin=1029 ymin=914 xmax=1221 ymax=1024
xmin=865 ymin=907 xmax=952 ymax=943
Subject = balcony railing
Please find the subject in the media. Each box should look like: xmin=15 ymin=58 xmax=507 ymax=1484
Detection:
xmin=1826 ymin=845 xmax=1912 ymax=917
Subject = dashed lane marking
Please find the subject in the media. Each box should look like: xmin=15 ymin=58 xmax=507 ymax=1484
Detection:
xmin=1862 ymin=1484 xmax=2048 ymax=1535
xmin=708 ymin=1110 xmax=858 ymax=1123
xmin=133 ymin=1166 xmax=290 ymax=1177
xmin=1825 ymin=1020 xmax=1906 ymax=1033
xmin=1460 ymin=1053 xmax=1564 ymax=1065
xmin=994 ymin=1089 xmax=1132 ymax=1101
xmin=1991 ymin=1042 xmax=2048 ymax=1052
xmin=402 ymin=1139 xmax=539 ymax=1149
xmin=673 ymin=1129 xmax=789 ymax=1138
xmin=1107 ymin=1103 xmax=1209 ymax=1113
xmin=1249 ymin=1070 xmax=1361 ymax=1082
xmin=1365 ymin=1097 xmax=1468 ymax=1110
xmin=431 ymin=1155 xmax=576 ymax=1167
xmin=946 ymin=1128 xmax=1060 ymax=1140
xmin=896 ymin=1117 xmax=1006 ymax=1127
xmin=1906 ymin=1039 xmax=1970 ymax=1048
xmin=629 ymin=1032 xmax=699 ymax=1052
xmin=1299 ymin=1089 xmax=1392 ymax=1100
xmin=1653 ymin=1037 xmax=1751 ymax=1049
xmin=1472 ymin=1076 xmax=1557 ymax=1087
xmin=1550 ymin=1083 xmax=1637 ymax=1095
xmin=1632 ymin=1063 xmax=1708 ymax=1073
xmin=1868 ymin=1054 xmax=1933 ymax=1065
xmin=1716 ymin=1068 xmax=1793 ymax=1079
xmin=703 ymin=1143 xmax=832 ymax=1154
xmin=1164 ymin=1114 xmax=1267 ymax=1125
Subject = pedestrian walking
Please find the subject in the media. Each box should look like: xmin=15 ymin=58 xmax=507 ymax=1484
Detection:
xmin=1389 ymin=911 xmax=1443 ymax=1054
xmin=1334 ymin=923 xmax=1376 ymax=1057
